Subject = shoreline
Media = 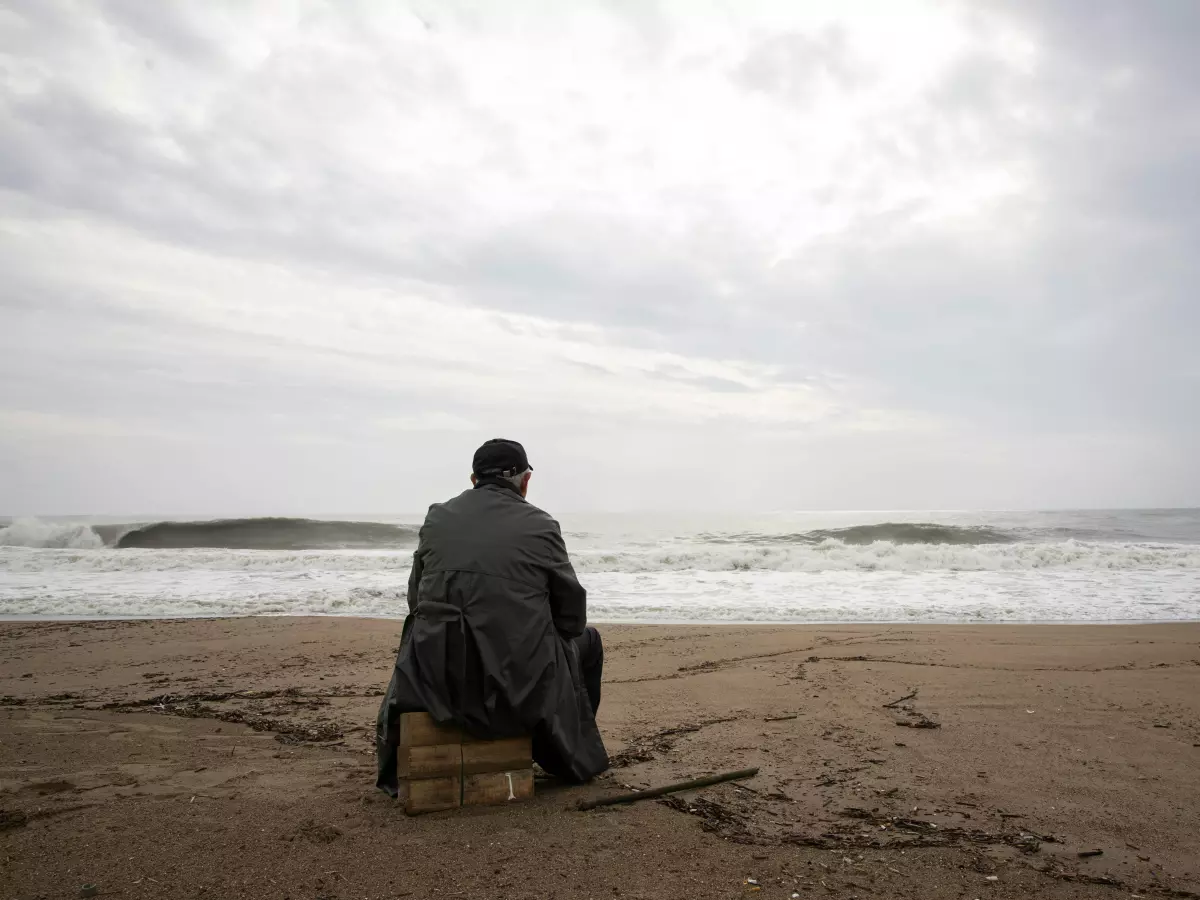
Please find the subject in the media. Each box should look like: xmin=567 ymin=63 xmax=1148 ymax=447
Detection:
xmin=4 ymin=613 xmax=1200 ymax=626
xmin=3 ymin=617 xmax=1199 ymax=899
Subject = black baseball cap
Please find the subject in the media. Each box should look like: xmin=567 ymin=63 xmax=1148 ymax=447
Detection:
xmin=472 ymin=438 xmax=533 ymax=478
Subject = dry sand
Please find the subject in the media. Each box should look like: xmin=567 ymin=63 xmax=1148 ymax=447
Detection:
xmin=2 ymin=617 xmax=1199 ymax=899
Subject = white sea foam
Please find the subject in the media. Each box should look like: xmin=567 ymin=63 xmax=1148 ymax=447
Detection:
xmin=0 ymin=519 xmax=106 ymax=549
xmin=572 ymin=540 xmax=1200 ymax=572
xmin=2 ymin=539 xmax=1199 ymax=623
xmin=1 ymin=565 xmax=1196 ymax=623
xmin=2 ymin=539 xmax=1197 ymax=575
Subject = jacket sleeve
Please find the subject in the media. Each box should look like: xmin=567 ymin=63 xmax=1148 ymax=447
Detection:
xmin=406 ymin=548 xmax=424 ymax=614
xmin=545 ymin=521 xmax=587 ymax=638
xmin=407 ymin=514 xmax=434 ymax=613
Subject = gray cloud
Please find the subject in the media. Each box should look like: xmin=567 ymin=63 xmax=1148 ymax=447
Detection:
xmin=1 ymin=0 xmax=1197 ymax=512
xmin=735 ymin=26 xmax=873 ymax=103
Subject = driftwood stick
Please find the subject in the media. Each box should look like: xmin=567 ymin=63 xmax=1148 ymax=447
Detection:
xmin=883 ymin=688 xmax=919 ymax=709
xmin=578 ymin=768 xmax=760 ymax=811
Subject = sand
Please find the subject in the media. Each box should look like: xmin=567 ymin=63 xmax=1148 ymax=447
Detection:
xmin=2 ymin=617 xmax=1199 ymax=899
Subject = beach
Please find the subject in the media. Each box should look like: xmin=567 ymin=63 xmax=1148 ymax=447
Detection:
xmin=3 ymin=617 xmax=1199 ymax=899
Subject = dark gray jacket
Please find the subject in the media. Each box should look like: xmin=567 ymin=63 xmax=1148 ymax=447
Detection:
xmin=375 ymin=480 xmax=609 ymax=793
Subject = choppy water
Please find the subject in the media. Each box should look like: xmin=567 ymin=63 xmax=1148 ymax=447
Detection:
xmin=1 ymin=509 xmax=1198 ymax=623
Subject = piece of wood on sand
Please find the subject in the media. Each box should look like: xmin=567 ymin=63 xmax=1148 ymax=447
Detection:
xmin=578 ymin=767 xmax=760 ymax=811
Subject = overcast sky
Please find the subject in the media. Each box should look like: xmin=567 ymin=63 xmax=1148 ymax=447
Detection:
xmin=1 ymin=0 xmax=1198 ymax=515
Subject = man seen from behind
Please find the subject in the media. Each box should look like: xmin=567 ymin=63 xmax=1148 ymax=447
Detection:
xmin=376 ymin=439 xmax=608 ymax=794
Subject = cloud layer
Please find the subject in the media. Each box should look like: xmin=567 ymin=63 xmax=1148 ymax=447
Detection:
xmin=2 ymin=0 xmax=1197 ymax=514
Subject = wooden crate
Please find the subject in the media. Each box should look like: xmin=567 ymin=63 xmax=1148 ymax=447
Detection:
xmin=397 ymin=712 xmax=533 ymax=815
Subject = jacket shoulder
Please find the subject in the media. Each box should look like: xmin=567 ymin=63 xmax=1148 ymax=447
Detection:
xmin=426 ymin=490 xmax=472 ymax=515
xmin=515 ymin=498 xmax=562 ymax=532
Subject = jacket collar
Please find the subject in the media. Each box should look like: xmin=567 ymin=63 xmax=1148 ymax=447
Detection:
xmin=472 ymin=477 xmax=524 ymax=499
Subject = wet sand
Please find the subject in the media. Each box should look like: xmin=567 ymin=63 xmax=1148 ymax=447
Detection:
xmin=2 ymin=617 xmax=1199 ymax=899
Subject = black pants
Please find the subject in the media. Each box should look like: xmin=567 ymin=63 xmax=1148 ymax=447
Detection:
xmin=573 ymin=626 xmax=603 ymax=715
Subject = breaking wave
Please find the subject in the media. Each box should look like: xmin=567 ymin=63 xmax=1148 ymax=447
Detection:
xmin=705 ymin=523 xmax=1017 ymax=546
xmin=0 ymin=517 xmax=418 ymax=551
xmin=114 ymin=517 xmax=418 ymax=550
xmin=0 ymin=519 xmax=107 ymax=550
xmin=3 ymin=519 xmax=1011 ymax=552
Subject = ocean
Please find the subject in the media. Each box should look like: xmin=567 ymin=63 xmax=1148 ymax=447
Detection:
xmin=1 ymin=509 xmax=1198 ymax=624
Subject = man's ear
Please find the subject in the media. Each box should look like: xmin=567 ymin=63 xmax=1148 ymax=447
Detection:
xmin=520 ymin=472 xmax=532 ymax=498
xmin=470 ymin=474 xmax=477 ymax=486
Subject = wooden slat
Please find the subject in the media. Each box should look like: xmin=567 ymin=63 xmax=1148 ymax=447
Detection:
xmin=461 ymin=736 xmax=532 ymax=775
xmin=399 ymin=711 xmax=463 ymax=747
xmin=404 ymin=743 xmax=462 ymax=779
xmin=460 ymin=730 xmax=528 ymax=744
xmin=396 ymin=712 xmax=533 ymax=815
xmin=404 ymin=775 xmax=461 ymax=815
xmin=462 ymin=769 xmax=534 ymax=807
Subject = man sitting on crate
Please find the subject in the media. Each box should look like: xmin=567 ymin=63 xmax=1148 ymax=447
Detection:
xmin=376 ymin=439 xmax=609 ymax=795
